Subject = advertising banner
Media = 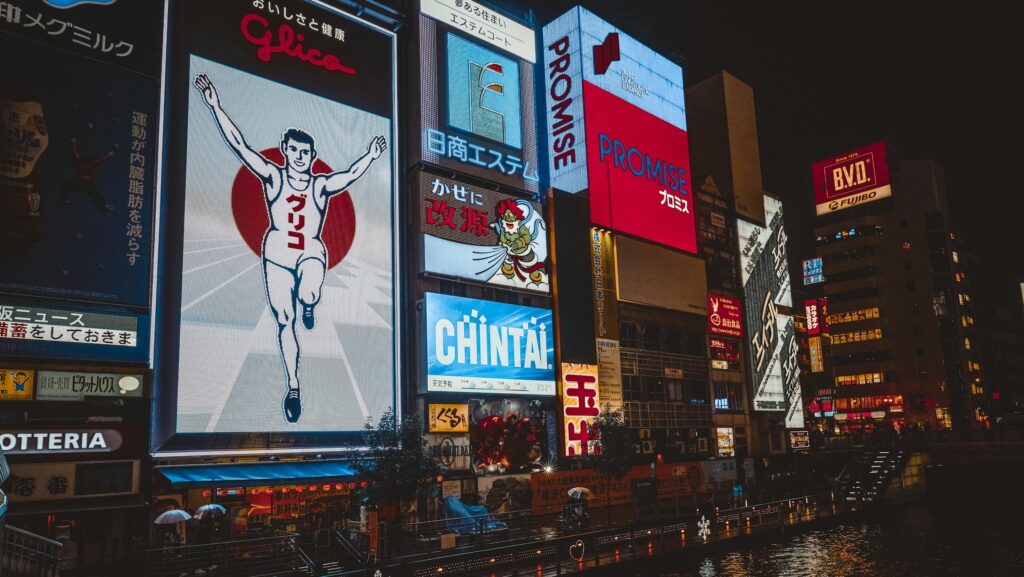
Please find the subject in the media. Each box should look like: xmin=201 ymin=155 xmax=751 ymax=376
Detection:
xmin=158 ymin=0 xmax=398 ymax=443
xmin=808 ymin=336 xmax=824 ymax=373
xmin=708 ymin=293 xmax=742 ymax=337
xmin=805 ymin=299 xmax=821 ymax=336
xmin=595 ymin=338 xmax=622 ymax=410
xmin=419 ymin=171 xmax=548 ymax=292
xmin=789 ymin=430 xmax=810 ymax=450
xmin=802 ymin=257 xmax=824 ymax=285
xmin=0 ymin=301 xmax=149 ymax=364
xmin=542 ymin=7 xmax=695 ymax=254
xmin=0 ymin=368 xmax=34 ymax=401
xmin=428 ymin=404 xmax=470 ymax=433
xmin=425 ymin=293 xmax=555 ymax=396
xmin=739 ymin=196 xmax=799 ymax=417
xmin=0 ymin=429 xmax=123 ymax=455
xmin=590 ymin=229 xmax=618 ymax=340
xmin=419 ymin=8 xmax=539 ymax=192
xmin=0 ymin=0 xmax=161 ymax=307
xmin=715 ymin=427 xmax=735 ymax=458
xmin=5 ymin=460 xmax=139 ymax=503
xmin=561 ymin=363 xmax=600 ymax=457
xmin=425 ymin=433 xmax=472 ymax=471
xmin=36 ymin=371 xmax=143 ymax=401
xmin=812 ymin=141 xmax=891 ymax=216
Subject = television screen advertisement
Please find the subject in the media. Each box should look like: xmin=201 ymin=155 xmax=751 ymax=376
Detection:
xmin=0 ymin=300 xmax=150 ymax=364
xmin=812 ymin=141 xmax=891 ymax=216
xmin=418 ymin=171 xmax=549 ymax=293
xmin=154 ymin=0 xmax=398 ymax=453
xmin=424 ymin=293 xmax=555 ymax=396
xmin=542 ymin=6 xmax=695 ymax=254
xmin=418 ymin=5 xmax=540 ymax=193
xmin=0 ymin=0 xmax=162 ymax=307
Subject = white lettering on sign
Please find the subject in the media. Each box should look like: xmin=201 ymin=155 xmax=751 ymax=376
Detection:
xmin=546 ymin=35 xmax=578 ymax=172
xmin=0 ymin=430 xmax=120 ymax=454
xmin=434 ymin=312 xmax=549 ymax=370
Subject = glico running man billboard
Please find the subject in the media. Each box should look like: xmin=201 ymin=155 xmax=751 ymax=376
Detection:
xmin=738 ymin=196 xmax=803 ymax=427
xmin=542 ymin=6 xmax=696 ymax=254
xmin=418 ymin=0 xmax=540 ymax=193
xmin=812 ymin=141 xmax=891 ymax=216
xmin=0 ymin=0 xmax=161 ymax=308
xmin=418 ymin=171 xmax=549 ymax=293
xmin=153 ymin=0 xmax=398 ymax=453
xmin=425 ymin=293 xmax=555 ymax=396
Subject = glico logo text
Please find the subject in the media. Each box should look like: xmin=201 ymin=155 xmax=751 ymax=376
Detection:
xmin=597 ymin=132 xmax=688 ymax=193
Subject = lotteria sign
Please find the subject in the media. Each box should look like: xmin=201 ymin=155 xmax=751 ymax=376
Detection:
xmin=425 ymin=293 xmax=555 ymax=396
xmin=812 ymin=141 xmax=891 ymax=215
xmin=0 ymin=429 xmax=122 ymax=454
xmin=542 ymin=6 xmax=695 ymax=254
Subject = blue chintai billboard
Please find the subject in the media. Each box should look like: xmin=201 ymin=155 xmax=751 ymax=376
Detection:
xmin=425 ymin=293 xmax=555 ymax=396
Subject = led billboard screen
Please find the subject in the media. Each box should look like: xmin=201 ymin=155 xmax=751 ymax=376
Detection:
xmin=425 ymin=293 xmax=555 ymax=396
xmin=419 ymin=7 xmax=539 ymax=192
xmin=154 ymin=0 xmax=398 ymax=451
xmin=812 ymin=141 xmax=891 ymax=216
xmin=0 ymin=0 xmax=161 ymax=308
xmin=418 ymin=171 xmax=548 ymax=292
xmin=708 ymin=293 xmax=742 ymax=337
xmin=542 ymin=6 xmax=695 ymax=254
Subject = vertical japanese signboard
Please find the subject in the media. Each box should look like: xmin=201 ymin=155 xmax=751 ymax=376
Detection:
xmin=154 ymin=0 xmax=398 ymax=451
xmin=812 ymin=141 xmax=891 ymax=216
xmin=0 ymin=0 xmax=161 ymax=308
xmin=542 ymin=6 xmax=696 ymax=254
xmin=418 ymin=1 xmax=540 ymax=192
xmin=418 ymin=171 xmax=549 ymax=292
xmin=590 ymin=228 xmax=622 ymax=406
xmin=738 ymin=196 xmax=802 ymax=427
xmin=561 ymin=363 xmax=599 ymax=457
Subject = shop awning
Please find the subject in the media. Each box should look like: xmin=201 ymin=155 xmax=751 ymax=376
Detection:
xmin=158 ymin=460 xmax=360 ymax=488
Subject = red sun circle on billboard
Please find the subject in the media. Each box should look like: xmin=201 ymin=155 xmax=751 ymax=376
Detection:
xmin=231 ymin=148 xmax=356 ymax=269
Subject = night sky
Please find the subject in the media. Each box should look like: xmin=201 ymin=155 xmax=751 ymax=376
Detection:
xmin=532 ymin=0 xmax=1024 ymax=312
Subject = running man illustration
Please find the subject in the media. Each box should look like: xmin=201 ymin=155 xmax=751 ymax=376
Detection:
xmin=194 ymin=73 xmax=387 ymax=423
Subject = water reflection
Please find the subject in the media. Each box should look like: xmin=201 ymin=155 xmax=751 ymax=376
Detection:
xmin=656 ymin=499 xmax=1024 ymax=577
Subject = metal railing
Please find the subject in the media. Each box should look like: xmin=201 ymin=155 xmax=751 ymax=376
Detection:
xmin=142 ymin=531 xmax=308 ymax=577
xmin=1 ymin=525 xmax=63 ymax=577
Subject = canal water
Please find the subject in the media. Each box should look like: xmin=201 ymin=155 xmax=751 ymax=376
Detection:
xmin=649 ymin=464 xmax=1024 ymax=577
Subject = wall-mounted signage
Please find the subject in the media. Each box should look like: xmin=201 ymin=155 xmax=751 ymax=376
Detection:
xmin=425 ymin=293 xmax=555 ymax=396
xmin=36 ymin=371 xmax=143 ymax=401
xmin=812 ymin=141 xmax=891 ymax=216
xmin=708 ymin=293 xmax=742 ymax=337
xmin=0 ymin=369 xmax=34 ymax=401
xmin=0 ymin=302 xmax=148 ymax=364
xmin=428 ymin=404 xmax=470 ymax=433
xmin=789 ymin=430 xmax=810 ymax=450
xmin=715 ymin=427 xmax=735 ymax=457
xmin=420 ymin=0 xmax=536 ymax=63
xmin=0 ymin=429 xmax=123 ymax=455
xmin=543 ymin=6 xmax=695 ymax=253
xmin=5 ymin=460 xmax=139 ymax=503
xmin=561 ymin=363 xmax=600 ymax=457
xmin=808 ymin=336 xmax=824 ymax=374
xmin=419 ymin=171 xmax=548 ymax=292
xmin=802 ymin=257 xmax=824 ymax=285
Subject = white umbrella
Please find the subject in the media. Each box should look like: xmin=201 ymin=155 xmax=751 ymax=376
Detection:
xmin=194 ymin=504 xmax=226 ymax=520
xmin=154 ymin=509 xmax=192 ymax=524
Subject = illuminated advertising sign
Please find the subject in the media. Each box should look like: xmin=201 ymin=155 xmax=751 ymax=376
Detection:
xmin=427 ymin=404 xmax=470 ymax=433
xmin=789 ymin=430 xmax=810 ymax=451
xmin=35 ymin=371 xmax=143 ymax=401
xmin=419 ymin=6 xmax=539 ymax=192
xmin=543 ymin=7 xmax=695 ymax=254
xmin=802 ymin=257 xmax=824 ymax=285
xmin=418 ymin=171 xmax=548 ymax=292
xmin=0 ymin=369 xmax=33 ymax=401
xmin=709 ymin=337 xmax=740 ymax=363
xmin=561 ymin=363 xmax=600 ymax=457
xmin=808 ymin=336 xmax=824 ymax=373
xmin=0 ymin=301 xmax=149 ymax=364
xmin=0 ymin=429 xmax=123 ymax=455
xmin=812 ymin=141 xmax=891 ymax=216
xmin=425 ymin=293 xmax=555 ymax=396
xmin=739 ymin=196 xmax=800 ymax=424
xmin=708 ymin=293 xmax=742 ymax=337
xmin=0 ymin=0 xmax=161 ymax=307
xmin=155 ymin=0 xmax=398 ymax=450
xmin=715 ymin=427 xmax=735 ymax=458
xmin=805 ymin=299 xmax=821 ymax=336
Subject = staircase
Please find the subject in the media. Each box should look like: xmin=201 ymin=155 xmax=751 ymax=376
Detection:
xmin=2 ymin=450 xmax=64 ymax=577
xmin=838 ymin=445 xmax=908 ymax=505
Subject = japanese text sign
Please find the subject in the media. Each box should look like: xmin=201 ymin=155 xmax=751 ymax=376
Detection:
xmin=561 ymin=363 xmax=600 ymax=457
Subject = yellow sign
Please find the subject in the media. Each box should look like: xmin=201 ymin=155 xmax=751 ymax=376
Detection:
xmin=0 ymin=369 xmax=34 ymax=400
xmin=428 ymin=404 xmax=469 ymax=433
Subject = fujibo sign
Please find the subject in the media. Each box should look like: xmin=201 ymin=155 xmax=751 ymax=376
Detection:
xmin=0 ymin=430 xmax=123 ymax=454
xmin=812 ymin=141 xmax=891 ymax=216
xmin=425 ymin=293 xmax=555 ymax=396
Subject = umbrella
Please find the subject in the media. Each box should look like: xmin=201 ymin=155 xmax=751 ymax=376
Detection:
xmin=154 ymin=509 xmax=192 ymax=524
xmin=194 ymin=504 xmax=226 ymax=520
xmin=567 ymin=487 xmax=592 ymax=500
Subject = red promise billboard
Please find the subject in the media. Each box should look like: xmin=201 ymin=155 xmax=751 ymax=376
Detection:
xmin=708 ymin=293 xmax=742 ymax=337
xmin=812 ymin=141 xmax=891 ymax=216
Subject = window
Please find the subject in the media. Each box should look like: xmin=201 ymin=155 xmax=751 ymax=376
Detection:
xmin=493 ymin=288 xmax=517 ymax=304
xmin=713 ymin=382 xmax=743 ymax=411
xmin=951 ymin=251 xmax=959 ymax=263
xmin=935 ymin=407 xmax=953 ymax=429
xmin=620 ymin=322 xmax=639 ymax=348
xmin=963 ymin=337 xmax=972 ymax=351
xmin=901 ymin=241 xmax=912 ymax=250
xmin=910 ymin=303 xmax=919 ymax=313
xmin=919 ymin=370 xmax=928 ymax=382
xmin=836 ymin=372 xmax=884 ymax=387
xmin=830 ymin=328 xmax=884 ymax=345
xmin=642 ymin=325 xmax=661 ymax=351
xmin=666 ymin=381 xmax=684 ymax=401
xmin=827 ymin=307 xmax=880 ymax=326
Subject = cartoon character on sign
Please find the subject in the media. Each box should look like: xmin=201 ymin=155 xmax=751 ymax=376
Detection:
xmin=493 ymin=199 xmax=546 ymax=286
xmin=194 ymin=74 xmax=387 ymax=423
